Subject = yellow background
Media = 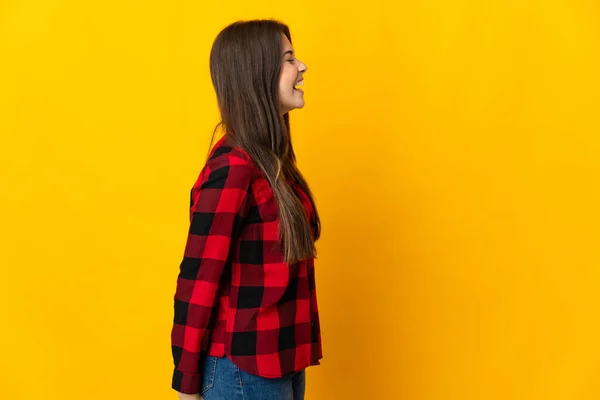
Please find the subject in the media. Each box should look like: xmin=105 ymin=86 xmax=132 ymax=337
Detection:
xmin=1 ymin=0 xmax=600 ymax=399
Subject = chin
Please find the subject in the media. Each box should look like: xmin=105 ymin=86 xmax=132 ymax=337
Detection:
xmin=281 ymin=100 xmax=305 ymax=114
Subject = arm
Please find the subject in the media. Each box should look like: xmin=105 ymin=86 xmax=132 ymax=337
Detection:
xmin=171 ymin=154 xmax=252 ymax=394
xmin=178 ymin=394 xmax=203 ymax=400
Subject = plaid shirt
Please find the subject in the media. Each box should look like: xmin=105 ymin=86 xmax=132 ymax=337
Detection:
xmin=171 ymin=136 xmax=322 ymax=394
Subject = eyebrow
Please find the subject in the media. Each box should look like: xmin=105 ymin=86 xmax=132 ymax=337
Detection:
xmin=282 ymin=50 xmax=294 ymax=57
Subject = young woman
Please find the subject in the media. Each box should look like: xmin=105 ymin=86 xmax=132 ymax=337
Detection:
xmin=171 ymin=20 xmax=323 ymax=400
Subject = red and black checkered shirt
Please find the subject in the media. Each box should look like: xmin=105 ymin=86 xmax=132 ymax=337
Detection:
xmin=171 ymin=136 xmax=323 ymax=394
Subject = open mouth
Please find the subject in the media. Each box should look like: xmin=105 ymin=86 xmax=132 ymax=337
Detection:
xmin=294 ymin=80 xmax=304 ymax=90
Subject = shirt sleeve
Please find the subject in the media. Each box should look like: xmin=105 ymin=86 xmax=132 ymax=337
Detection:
xmin=171 ymin=154 xmax=252 ymax=394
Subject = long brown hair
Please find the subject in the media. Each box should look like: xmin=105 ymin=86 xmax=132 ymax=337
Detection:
xmin=208 ymin=19 xmax=321 ymax=264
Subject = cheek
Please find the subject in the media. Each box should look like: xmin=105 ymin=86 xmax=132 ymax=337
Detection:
xmin=280 ymin=67 xmax=296 ymax=86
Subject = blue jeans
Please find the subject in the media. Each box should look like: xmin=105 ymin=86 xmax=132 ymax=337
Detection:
xmin=200 ymin=355 xmax=306 ymax=400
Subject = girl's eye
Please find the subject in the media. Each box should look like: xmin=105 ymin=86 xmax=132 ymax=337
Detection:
xmin=287 ymin=59 xmax=295 ymax=63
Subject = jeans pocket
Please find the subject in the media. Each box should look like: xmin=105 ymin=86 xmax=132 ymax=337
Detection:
xmin=201 ymin=356 xmax=218 ymax=395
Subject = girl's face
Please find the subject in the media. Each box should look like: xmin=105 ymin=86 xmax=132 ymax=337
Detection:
xmin=278 ymin=33 xmax=308 ymax=114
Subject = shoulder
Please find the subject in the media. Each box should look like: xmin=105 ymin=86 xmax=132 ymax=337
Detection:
xmin=199 ymin=142 xmax=256 ymax=188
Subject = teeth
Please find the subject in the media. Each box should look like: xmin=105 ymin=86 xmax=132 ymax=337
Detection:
xmin=295 ymin=81 xmax=304 ymax=86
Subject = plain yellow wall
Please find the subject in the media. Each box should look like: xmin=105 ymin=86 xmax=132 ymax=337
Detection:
xmin=1 ymin=0 xmax=600 ymax=399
